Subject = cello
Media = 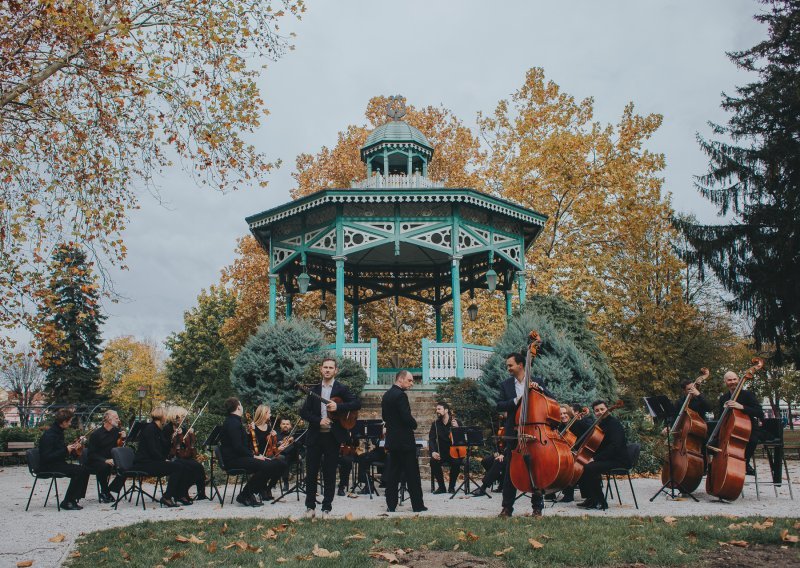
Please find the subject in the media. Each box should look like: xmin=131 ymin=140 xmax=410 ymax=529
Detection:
xmin=660 ymin=368 xmax=710 ymax=493
xmin=508 ymin=331 xmax=575 ymax=493
xmin=566 ymin=400 xmax=624 ymax=488
xmin=706 ymin=358 xmax=764 ymax=501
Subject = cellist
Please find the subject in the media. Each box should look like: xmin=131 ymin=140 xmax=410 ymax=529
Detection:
xmin=496 ymin=352 xmax=552 ymax=518
xmin=716 ymin=371 xmax=764 ymax=476
xmin=576 ymin=400 xmax=630 ymax=510
xmin=669 ymin=379 xmax=713 ymax=427
xmin=428 ymin=401 xmax=463 ymax=494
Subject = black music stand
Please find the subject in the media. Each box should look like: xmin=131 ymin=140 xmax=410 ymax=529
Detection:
xmin=203 ymin=425 xmax=223 ymax=504
xmin=645 ymin=396 xmax=699 ymax=502
xmin=271 ymin=429 xmax=310 ymax=504
xmin=124 ymin=420 xmax=145 ymax=446
xmin=450 ymin=427 xmax=487 ymax=499
xmin=351 ymin=420 xmax=383 ymax=498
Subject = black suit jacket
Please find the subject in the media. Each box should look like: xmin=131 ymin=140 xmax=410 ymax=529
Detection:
xmin=382 ymin=384 xmax=417 ymax=452
xmin=495 ymin=375 xmax=551 ymax=434
xmin=220 ymin=413 xmax=254 ymax=464
xmin=39 ymin=423 xmax=68 ymax=468
xmin=134 ymin=422 xmax=169 ymax=465
xmin=299 ymin=380 xmax=361 ymax=445
xmin=718 ymin=389 xmax=763 ymax=424
xmin=594 ymin=415 xmax=630 ymax=466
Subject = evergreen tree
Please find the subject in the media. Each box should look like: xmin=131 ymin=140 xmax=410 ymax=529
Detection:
xmin=165 ymin=286 xmax=237 ymax=415
xmin=678 ymin=0 xmax=800 ymax=362
xmin=38 ymin=243 xmax=105 ymax=403
xmin=230 ymin=319 xmax=325 ymax=413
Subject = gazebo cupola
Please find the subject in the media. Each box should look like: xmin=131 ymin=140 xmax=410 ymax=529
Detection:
xmin=246 ymin=95 xmax=548 ymax=388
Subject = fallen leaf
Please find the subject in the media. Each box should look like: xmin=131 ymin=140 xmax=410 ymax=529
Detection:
xmin=220 ymin=523 xmax=228 ymax=535
xmin=276 ymin=558 xmax=288 ymax=563
xmin=68 ymin=552 xmax=81 ymax=558
xmin=175 ymin=535 xmax=190 ymax=543
xmin=312 ymin=544 xmax=340 ymax=558
xmin=16 ymin=562 xmax=33 ymax=568
xmin=207 ymin=542 xmax=217 ymax=553
xmin=457 ymin=531 xmax=479 ymax=542
xmin=262 ymin=529 xmax=277 ymax=540
xmin=48 ymin=534 xmax=66 ymax=543
xmin=188 ymin=535 xmax=205 ymax=544
xmin=781 ymin=530 xmax=799 ymax=543
xmin=663 ymin=516 xmax=678 ymax=525
xmin=345 ymin=532 xmax=366 ymax=541
xmin=494 ymin=546 xmax=514 ymax=556
xmin=98 ymin=547 xmax=109 ymax=553
xmin=752 ymin=520 xmax=773 ymax=530
xmin=794 ymin=521 xmax=800 ymax=530
xmin=453 ymin=544 xmax=460 ymax=551
xmin=165 ymin=551 xmax=185 ymax=562
xmin=273 ymin=524 xmax=289 ymax=533
xmin=345 ymin=512 xmax=354 ymax=521
xmin=252 ymin=524 xmax=265 ymax=532
xmin=529 ymin=538 xmax=544 ymax=549
xmin=392 ymin=529 xmax=406 ymax=535
xmin=370 ymin=551 xmax=399 ymax=563
xmin=720 ymin=540 xmax=749 ymax=548
xmin=121 ymin=550 xmax=131 ymax=561
xmin=224 ymin=540 xmax=248 ymax=551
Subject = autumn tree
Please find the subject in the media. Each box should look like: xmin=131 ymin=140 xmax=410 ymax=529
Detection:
xmin=38 ymin=243 xmax=105 ymax=403
xmin=678 ymin=0 xmax=800 ymax=363
xmin=1 ymin=350 xmax=45 ymax=426
xmin=99 ymin=336 xmax=166 ymax=416
xmin=0 ymin=0 xmax=304 ymax=358
xmin=165 ymin=286 xmax=237 ymax=414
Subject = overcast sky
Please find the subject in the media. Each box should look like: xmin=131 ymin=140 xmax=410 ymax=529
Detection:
xmin=94 ymin=0 xmax=765 ymax=348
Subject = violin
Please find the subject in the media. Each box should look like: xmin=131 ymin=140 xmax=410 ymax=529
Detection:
xmin=509 ymin=330 xmax=575 ymax=493
xmin=660 ymin=368 xmax=710 ymax=493
xmin=559 ymin=407 xmax=589 ymax=447
xmin=68 ymin=435 xmax=87 ymax=458
xmin=245 ymin=412 xmax=259 ymax=455
xmin=706 ymin=358 xmax=764 ymax=501
xmin=566 ymin=400 xmax=624 ymax=488
xmin=117 ymin=429 xmax=126 ymax=447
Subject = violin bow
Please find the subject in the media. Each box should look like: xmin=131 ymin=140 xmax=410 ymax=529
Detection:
xmin=183 ymin=401 xmax=208 ymax=442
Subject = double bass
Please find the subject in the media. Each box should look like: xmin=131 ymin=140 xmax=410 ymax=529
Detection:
xmin=660 ymin=368 xmax=710 ymax=493
xmin=567 ymin=400 xmax=624 ymax=487
xmin=509 ymin=331 xmax=575 ymax=493
xmin=706 ymin=358 xmax=764 ymax=501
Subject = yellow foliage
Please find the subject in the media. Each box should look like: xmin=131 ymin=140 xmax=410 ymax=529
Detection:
xmin=100 ymin=336 xmax=167 ymax=414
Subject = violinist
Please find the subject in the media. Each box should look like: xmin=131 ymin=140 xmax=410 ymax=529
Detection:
xmin=716 ymin=371 xmax=764 ymax=475
xmin=164 ymin=406 xmax=207 ymax=502
xmin=251 ymin=404 xmax=275 ymax=456
xmin=497 ymin=352 xmax=551 ymax=517
xmin=576 ymin=400 xmax=630 ymax=510
xmin=220 ymin=397 xmax=287 ymax=507
xmin=85 ymin=409 xmax=123 ymax=502
xmin=276 ymin=418 xmax=299 ymax=492
xmin=428 ymin=401 xmax=462 ymax=494
xmin=353 ymin=424 xmax=386 ymax=494
xmin=337 ymin=428 xmax=359 ymax=496
xmin=133 ymin=407 xmax=191 ymax=508
xmin=37 ymin=408 xmax=90 ymax=511
xmin=472 ymin=414 xmax=507 ymax=497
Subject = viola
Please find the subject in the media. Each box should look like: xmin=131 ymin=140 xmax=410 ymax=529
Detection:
xmin=296 ymin=384 xmax=359 ymax=430
xmin=706 ymin=358 xmax=764 ymax=501
xmin=448 ymin=411 xmax=467 ymax=460
xmin=509 ymin=330 xmax=575 ymax=494
xmin=566 ymin=400 xmax=624 ymax=488
xmin=660 ymin=368 xmax=710 ymax=493
xmin=116 ymin=429 xmax=126 ymax=447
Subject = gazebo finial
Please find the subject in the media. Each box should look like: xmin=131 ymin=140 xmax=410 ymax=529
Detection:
xmin=386 ymin=95 xmax=406 ymax=121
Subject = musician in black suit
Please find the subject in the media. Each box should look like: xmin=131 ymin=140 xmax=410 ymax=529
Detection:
xmin=716 ymin=371 xmax=764 ymax=475
xmin=382 ymin=370 xmax=426 ymax=512
xmin=85 ymin=409 xmax=122 ymax=503
xmin=496 ymin=352 xmax=552 ymax=518
xmin=299 ymin=357 xmax=361 ymax=517
xmin=219 ymin=397 xmax=286 ymax=507
xmin=38 ymin=408 xmax=90 ymax=510
xmin=133 ymin=407 xmax=190 ymax=508
xmin=577 ymin=400 xmax=630 ymax=510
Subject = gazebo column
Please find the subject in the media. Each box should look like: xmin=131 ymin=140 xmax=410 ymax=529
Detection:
xmin=334 ymin=255 xmax=346 ymax=355
xmin=516 ymin=270 xmax=527 ymax=308
xmin=434 ymin=307 xmax=442 ymax=342
xmin=352 ymin=286 xmax=359 ymax=343
xmin=451 ymin=255 xmax=465 ymax=378
xmin=286 ymin=293 xmax=293 ymax=320
xmin=407 ymin=150 xmax=412 ymax=176
xmin=268 ymin=274 xmax=278 ymax=324
xmin=382 ymin=148 xmax=388 ymax=176
xmin=505 ymin=290 xmax=513 ymax=322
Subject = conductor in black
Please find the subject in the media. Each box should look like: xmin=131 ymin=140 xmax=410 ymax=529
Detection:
xmin=299 ymin=357 xmax=361 ymax=518
xmin=382 ymin=370 xmax=427 ymax=513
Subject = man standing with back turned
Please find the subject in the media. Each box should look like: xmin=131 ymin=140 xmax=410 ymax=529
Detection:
xmin=382 ymin=370 xmax=426 ymax=513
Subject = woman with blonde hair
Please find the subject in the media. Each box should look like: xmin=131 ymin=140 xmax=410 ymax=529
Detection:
xmin=163 ymin=406 xmax=207 ymax=501
xmin=133 ymin=406 xmax=190 ymax=507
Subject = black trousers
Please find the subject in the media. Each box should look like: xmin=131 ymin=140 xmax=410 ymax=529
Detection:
xmin=226 ymin=456 xmax=286 ymax=497
xmin=385 ymin=447 xmax=424 ymax=511
xmin=481 ymin=455 xmax=505 ymax=489
xmin=86 ymin=460 xmax=115 ymax=494
xmin=305 ymin=433 xmax=339 ymax=511
xmin=338 ymin=455 xmax=354 ymax=488
xmin=578 ymin=460 xmax=623 ymax=501
xmin=174 ymin=458 xmax=206 ymax=497
xmin=430 ymin=454 xmax=463 ymax=490
xmin=133 ymin=460 xmax=188 ymax=499
xmin=357 ymin=449 xmax=385 ymax=484
xmin=500 ymin=446 xmax=544 ymax=512
xmin=43 ymin=461 xmax=90 ymax=503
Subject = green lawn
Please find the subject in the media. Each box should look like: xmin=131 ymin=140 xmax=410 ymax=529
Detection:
xmin=65 ymin=515 xmax=799 ymax=567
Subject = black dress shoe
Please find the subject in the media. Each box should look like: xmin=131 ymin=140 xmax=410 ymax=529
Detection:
xmin=99 ymin=493 xmax=115 ymax=504
xmin=194 ymin=493 xmax=208 ymax=501
xmin=433 ymin=487 xmax=447 ymax=494
xmin=531 ymin=508 xmax=543 ymax=517
xmin=472 ymin=487 xmax=488 ymax=496
xmin=498 ymin=507 xmax=512 ymax=518
xmin=412 ymin=506 xmax=428 ymax=512
xmin=250 ymin=498 xmax=264 ymax=507
xmin=260 ymin=490 xmax=273 ymax=501
xmin=160 ymin=497 xmax=178 ymax=508
xmin=576 ymin=498 xmax=597 ymax=509
xmin=337 ymin=486 xmax=346 ymax=496
xmin=387 ymin=507 xmax=396 ymax=512
xmin=746 ymin=464 xmax=756 ymax=476
xmin=60 ymin=500 xmax=81 ymax=511
xmin=558 ymin=495 xmax=574 ymax=503
xmin=358 ymin=487 xmax=371 ymax=495
xmin=236 ymin=493 xmax=253 ymax=506
xmin=176 ymin=497 xmax=193 ymax=506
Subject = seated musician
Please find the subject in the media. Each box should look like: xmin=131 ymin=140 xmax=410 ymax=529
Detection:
xmin=85 ymin=409 xmax=123 ymax=503
xmin=715 ymin=371 xmax=764 ymax=476
xmin=353 ymin=427 xmax=386 ymax=494
xmin=577 ymin=400 xmax=630 ymax=510
xmin=251 ymin=404 xmax=280 ymax=500
xmin=472 ymin=413 xmax=507 ymax=497
xmin=497 ymin=353 xmax=553 ymax=517
xmin=163 ymin=406 xmax=207 ymax=502
xmin=133 ymin=407 xmax=191 ymax=507
xmin=428 ymin=401 xmax=463 ymax=494
xmin=38 ymin=408 xmax=90 ymax=511
xmin=570 ymin=403 xmax=593 ymax=437
xmin=276 ymin=418 xmax=299 ymax=492
xmin=337 ymin=428 xmax=359 ymax=495
xmin=220 ymin=397 xmax=287 ymax=507
xmin=661 ymin=379 xmax=713 ymax=436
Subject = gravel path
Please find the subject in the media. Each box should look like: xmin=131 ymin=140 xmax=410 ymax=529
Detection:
xmin=1 ymin=457 xmax=797 ymax=568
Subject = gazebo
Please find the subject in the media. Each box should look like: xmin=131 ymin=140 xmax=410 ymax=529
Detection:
xmin=246 ymin=97 xmax=547 ymax=388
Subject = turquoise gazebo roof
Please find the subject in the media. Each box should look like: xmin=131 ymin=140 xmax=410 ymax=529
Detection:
xmin=363 ymin=121 xmax=432 ymax=149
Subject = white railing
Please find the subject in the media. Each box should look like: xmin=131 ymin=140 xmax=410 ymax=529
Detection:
xmin=422 ymin=339 xmax=493 ymax=383
xmin=350 ymin=173 xmax=444 ymax=189
xmin=324 ymin=338 xmax=378 ymax=384
xmin=463 ymin=345 xmax=493 ymax=379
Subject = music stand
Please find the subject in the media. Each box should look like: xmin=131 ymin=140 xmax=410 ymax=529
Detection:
xmin=351 ymin=420 xmax=383 ymax=498
xmin=271 ymin=429 xmax=310 ymax=504
xmin=124 ymin=420 xmax=145 ymax=446
xmin=202 ymin=425 xmax=223 ymax=504
xmin=645 ymin=396 xmax=699 ymax=502
xmin=450 ymin=427 xmax=488 ymax=499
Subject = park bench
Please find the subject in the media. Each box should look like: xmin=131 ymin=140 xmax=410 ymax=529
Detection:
xmin=0 ymin=441 xmax=36 ymax=465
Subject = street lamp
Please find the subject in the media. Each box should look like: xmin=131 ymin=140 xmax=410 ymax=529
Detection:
xmin=136 ymin=385 xmax=148 ymax=421
xmin=318 ymin=302 xmax=328 ymax=320
xmin=297 ymin=270 xmax=310 ymax=294
xmin=467 ymin=303 xmax=478 ymax=321
xmin=485 ymin=268 xmax=498 ymax=293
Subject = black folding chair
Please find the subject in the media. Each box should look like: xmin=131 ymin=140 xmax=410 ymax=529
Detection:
xmin=604 ymin=443 xmax=641 ymax=509
xmin=25 ymin=448 xmax=67 ymax=512
xmin=78 ymin=448 xmax=105 ymax=501
xmin=214 ymin=446 xmax=249 ymax=507
xmin=110 ymin=447 xmax=150 ymax=510
xmin=753 ymin=418 xmax=794 ymax=500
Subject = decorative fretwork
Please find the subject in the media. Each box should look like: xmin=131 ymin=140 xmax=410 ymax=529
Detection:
xmin=497 ymin=244 xmax=522 ymax=266
xmin=343 ymin=227 xmax=384 ymax=252
xmin=399 ymin=221 xmax=440 ymax=234
xmin=307 ymin=228 xmax=337 ymax=253
xmin=358 ymin=221 xmax=395 ymax=234
xmin=407 ymin=227 xmax=452 ymax=252
xmin=457 ymin=227 xmax=487 ymax=253
xmin=493 ymin=232 xmax=516 ymax=246
xmin=271 ymin=247 xmax=296 ymax=269
xmin=303 ymin=226 xmax=327 ymax=244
